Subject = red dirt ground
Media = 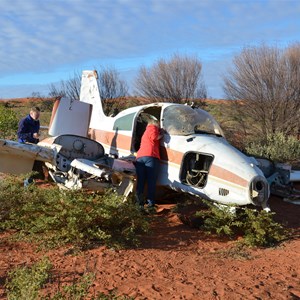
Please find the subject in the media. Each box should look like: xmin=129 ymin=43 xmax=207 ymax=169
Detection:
xmin=1 ymin=184 xmax=300 ymax=300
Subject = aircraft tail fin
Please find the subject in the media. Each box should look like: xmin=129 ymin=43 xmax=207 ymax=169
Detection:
xmin=80 ymin=70 xmax=106 ymax=127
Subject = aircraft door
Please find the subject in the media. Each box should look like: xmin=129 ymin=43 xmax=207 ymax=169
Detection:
xmin=132 ymin=106 xmax=162 ymax=153
xmin=49 ymin=97 xmax=92 ymax=137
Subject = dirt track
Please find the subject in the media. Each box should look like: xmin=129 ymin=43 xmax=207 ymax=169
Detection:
xmin=1 ymin=186 xmax=300 ymax=299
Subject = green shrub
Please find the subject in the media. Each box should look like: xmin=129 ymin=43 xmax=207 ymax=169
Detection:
xmin=0 ymin=176 xmax=149 ymax=249
xmin=5 ymin=258 xmax=132 ymax=300
xmin=0 ymin=175 xmax=28 ymax=231
xmin=0 ymin=104 xmax=19 ymax=139
xmin=196 ymin=204 xmax=243 ymax=237
xmin=195 ymin=201 xmax=287 ymax=247
xmin=5 ymin=257 xmax=52 ymax=300
xmin=245 ymin=132 xmax=300 ymax=163
xmin=240 ymin=208 xmax=287 ymax=247
xmin=39 ymin=99 xmax=54 ymax=112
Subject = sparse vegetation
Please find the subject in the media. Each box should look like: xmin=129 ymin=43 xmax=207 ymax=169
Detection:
xmin=0 ymin=176 xmax=149 ymax=249
xmin=245 ymin=132 xmax=300 ymax=164
xmin=48 ymin=68 xmax=128 ymax=116
xmin=5 ymin=257 xmax=133 ymax=300
xmin=214 ymin=243 xmax=252 ymax=261
xmin=5 ymin=257 xmax=52 ymax=300
xmin=194 ymin=201 xmax=287 ymax=247
xmin=135 ymin=54 xmax=207 ymax=102
xmin=223 ymin=43 xmax=300 ymax=143
xmin=0 ymin=103 xmax=19 ymax=139
xmin=43 ymin=273 xmax=94 ymax=300
xmin=47 ymin=283 xmax=134 ymax=300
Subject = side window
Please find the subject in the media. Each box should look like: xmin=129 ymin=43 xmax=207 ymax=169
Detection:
xmin=113 ymin=112 xmax=135 ymax=131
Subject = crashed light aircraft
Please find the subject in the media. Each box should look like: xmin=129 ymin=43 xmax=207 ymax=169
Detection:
xmin=0 ymin=70 xmax=299 ymax=207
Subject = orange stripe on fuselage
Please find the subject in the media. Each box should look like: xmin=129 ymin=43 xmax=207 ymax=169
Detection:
xmin=89 ymin=128 xmax=132 ymax=151
xmin=160 ymin=147 xmax=183 ymax=164
xmin=89 ymin=128 xmax=185 ymax=163
xmin=88 ymin=128 xmax=248 ymax=188
xmin=210 ymin=165 xmax=248 ymax=187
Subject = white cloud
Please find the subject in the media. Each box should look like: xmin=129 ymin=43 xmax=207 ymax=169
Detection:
xmin=0 ymin=0 xmax=299 ymax=98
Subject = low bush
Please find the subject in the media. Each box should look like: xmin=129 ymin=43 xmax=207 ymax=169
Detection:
xmin=0 ymin=104 xmax=19 ymax=139
xmin=5 ymin=257 xmax=52 ymax=300
xmin=5 ymin=257 xmax=132 ymax=300
xmin=0 ymin=176 xmax=149 ymax=249
xmin=245 ymin=132 xmax=300 ymax=164
xmin=195 ymin=201 xmax=287 ymax=247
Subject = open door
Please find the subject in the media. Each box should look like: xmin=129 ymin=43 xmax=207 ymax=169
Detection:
xmin=49 ymin=97 xmax=92 ymax=137
xmin=132 ymin=106 xmax=162 ymax=153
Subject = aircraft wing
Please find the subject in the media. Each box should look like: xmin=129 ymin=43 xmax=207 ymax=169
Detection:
xmin=0 ymin=137 xmax=136 ymax=199
xmin=0 ymin=139 xmax=56 ymax=175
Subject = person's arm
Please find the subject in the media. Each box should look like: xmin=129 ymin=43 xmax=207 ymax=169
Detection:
xmin=33 ymin=121 xmax=40 ymax=140
xmin=153 ymin=127 xmax=164 ymax=140
xmin=37 ymin=120 xmax=40 ymax=133
xmin=156 ymin=128 xmax=165 ymax=140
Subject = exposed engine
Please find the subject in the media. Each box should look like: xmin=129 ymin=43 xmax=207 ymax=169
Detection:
xmin=180 ymin=152 xmax=213 ymax=188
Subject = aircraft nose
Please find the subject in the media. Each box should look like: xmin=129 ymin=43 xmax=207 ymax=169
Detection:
xmin=250 ymin=176 xmax=269 ymax=206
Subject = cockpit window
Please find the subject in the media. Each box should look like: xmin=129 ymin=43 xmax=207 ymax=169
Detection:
xmin=162 ymin=105 xmax=224 ymax=137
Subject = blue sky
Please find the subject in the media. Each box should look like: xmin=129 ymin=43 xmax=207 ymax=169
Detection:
xmin=0 ymin=0 xmax=299 ymax=99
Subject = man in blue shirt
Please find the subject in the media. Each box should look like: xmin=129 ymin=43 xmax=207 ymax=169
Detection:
xmin=17 ymin=107 xmax=45 ymax=184
xmin=17 ymin=107 xmax=40 ymax=144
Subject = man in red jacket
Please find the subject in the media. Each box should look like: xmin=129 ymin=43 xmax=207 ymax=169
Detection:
xmin=135 ymin=117 xmax=164 ymax=210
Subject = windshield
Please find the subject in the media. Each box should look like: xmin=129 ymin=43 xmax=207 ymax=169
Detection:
xmin=162 ymin=105 xmax=224 ymax=137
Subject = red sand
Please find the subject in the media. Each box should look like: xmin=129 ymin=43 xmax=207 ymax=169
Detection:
xmin=1 ymin=185 xmax=300 ymax=299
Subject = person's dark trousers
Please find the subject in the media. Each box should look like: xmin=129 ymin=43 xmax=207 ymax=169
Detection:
xmin=136 ymin=156 xmax=159 ymax=205
xmin=32 ymin=160 xmax=46 ymax=179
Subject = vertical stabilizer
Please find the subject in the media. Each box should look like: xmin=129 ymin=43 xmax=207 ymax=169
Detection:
xmin=80 ymin=70 xmax=105 ymax=129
